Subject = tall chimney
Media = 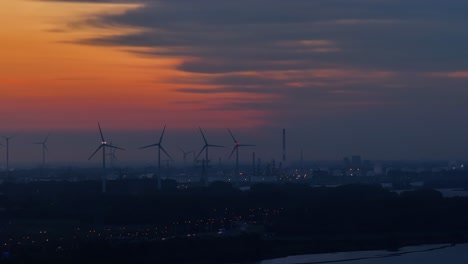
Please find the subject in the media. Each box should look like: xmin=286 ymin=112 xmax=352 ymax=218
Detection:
xmin=252 ymin=152 xmax=256 ymax=183
xmin=282 ymin=128 xmax=286 ymax=162
xmin=300 ymin=148 xmax=303 ymax=171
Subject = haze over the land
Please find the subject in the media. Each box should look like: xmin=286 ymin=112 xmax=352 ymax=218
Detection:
xmin=1 ymin=0 xmax=468 ymax=163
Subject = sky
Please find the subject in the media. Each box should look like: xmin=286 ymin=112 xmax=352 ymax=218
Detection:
xmin=1 ymin=0 xmax=468 ymax=165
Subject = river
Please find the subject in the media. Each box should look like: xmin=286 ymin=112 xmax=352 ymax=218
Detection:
xmin=260 ymin=243 xmax=468 ymax=264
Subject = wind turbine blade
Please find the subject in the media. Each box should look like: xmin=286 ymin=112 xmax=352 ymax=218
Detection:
xmin=228 ymin=146 xmax=237 ymax=160
xmin=227 ymin=128 xmax=237 ymax=143
xmin=113 ymin=154 xmax=119 ymax=161
xmin=160 ymin=146 xmax=174 ymax=161
xmin=209 ymin=144 xmax=224 ymax=148
xmin=44 ymin=145 xmax=49 ymax=151
xmin=44 ymin=133 xmax=50 ymax=144
xmin=239 ymin=144 xmax=256 ymax=147
xmin=177 ymin=146 xmax=186 ymax=154
xmin=195 ymin=146 xmax=206 ymax=160
xmin=199 ymin=127 xmax=208 ymax=145
xmin=98 ymin=122 xmax=105 ymax=142
xmin=159 ymin=124 xmax=167 ymax=144
xmin=107 ymin=144 xmax=125 ymax=151
xmin=139 ymin=143 xmax=159 ymax=150
xmin=88 ymin=145 xmax=103 ymax=160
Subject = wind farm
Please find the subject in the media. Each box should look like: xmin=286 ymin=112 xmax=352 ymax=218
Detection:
xmin=0 ymin=124 xmax=316 ymax=192
xmin=3 ymin=0 xmax=468 ymax=261
xmin=3 ymin=123 xmax=468 ymax=264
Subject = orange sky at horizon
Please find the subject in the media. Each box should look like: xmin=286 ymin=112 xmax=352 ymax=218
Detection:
xmin=0 ymin=0 xmax=271 ymax=131
xmin=1 ymin=0 xmax=423 ymax=135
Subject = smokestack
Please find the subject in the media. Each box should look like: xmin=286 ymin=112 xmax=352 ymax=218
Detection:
xmin=300 ymin=148 xmax=303 ymax=171
xmin=252 ymin=152 xmax=256 ymax=183
xmin=282 ymin=128 xmax=286 ymax=162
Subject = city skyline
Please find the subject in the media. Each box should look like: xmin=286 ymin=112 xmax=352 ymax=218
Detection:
xmin=1 ymin=0 xmax=468 ymax=161
xmin=0 ymin=126 xmax=466 ymax=166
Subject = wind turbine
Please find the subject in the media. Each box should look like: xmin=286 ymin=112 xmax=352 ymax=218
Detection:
xmin=34 ymin=133 xmax=50 ymax=168
xmin=3 ymin=135 xmax=16 ymax=172
xmin=227 ymin=129 xmax=255 ymax=183
xmin=111 ymin=148 xmax=119 ymax=169
xmin=107 ymin=141 xmax=120 ymax=169
xmin=0 ymin=144 xmax=3 ymax=168
xmin=177 ymin=146 xmax=194 ymax=167
xmin=139 ymin=125 xmax=173 ymax=189
xmin=88 ymin=123 xmax=124 ymax=193
xmin=195 ymin=127 xmax=224 ymax=165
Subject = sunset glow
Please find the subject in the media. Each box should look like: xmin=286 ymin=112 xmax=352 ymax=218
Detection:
xmin=1 ymin=0 xmax=271 ymax=131
xmin=1 ymin=0 xmax=468 ymax=161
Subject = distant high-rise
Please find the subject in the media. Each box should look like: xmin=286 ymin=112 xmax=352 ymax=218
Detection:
xmin=282 ymin=128 xmax=286 ymax=162
xmin=343 ymin=157 xmax=351 ymax=168
xmin=252 ymin=152 xmax=256 ymax=182
xmin=351 ymin=155 xmax=362 ymax=168
xmin=300 ymin=148 xmax=303 ymax=171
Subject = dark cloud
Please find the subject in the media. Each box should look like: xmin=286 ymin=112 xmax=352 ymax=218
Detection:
xmin=68 ymin=0 xmax=468 ymax=73
xmin=40 ymin=0 xmax=138 ymax=2
xmin=40 ymin=0 xmax=468 ymax=159
xmin=175 ymin=86 xmax=277 ymax=94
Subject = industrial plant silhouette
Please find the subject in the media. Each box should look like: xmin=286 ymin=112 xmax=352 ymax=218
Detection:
xmin=2 ymin=122 xmax=468 ymax=264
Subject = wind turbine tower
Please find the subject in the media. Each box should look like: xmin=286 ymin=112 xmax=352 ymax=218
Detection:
xmin=178 ymin=147 xmax=194 ymax=168
xmin=139 ymin=125 xmax=173 ymax=189
xmin=35 ymin=134 xmax=50 ymax=168
xmin=3 ymin=136 xmax=15 ymax=172
xmin=228 ymin=129 xmax=255 ymax=184
xmin=107 ymin=141 xmax=119 ymax=169
xmin=88 ymin=123 xmax=125 ymax=193
xmin=195 ymin=128 xmax=224 ymax=166
xmin=282 ymin=128 xmax=286 ymax=162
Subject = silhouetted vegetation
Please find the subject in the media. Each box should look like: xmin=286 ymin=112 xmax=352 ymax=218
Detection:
xmin=1 ymin=181 xmax=468 ymax=263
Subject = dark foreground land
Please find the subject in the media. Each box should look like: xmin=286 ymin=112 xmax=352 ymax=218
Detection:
xmin=1 ymin=180 xmax=468 ymax=263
